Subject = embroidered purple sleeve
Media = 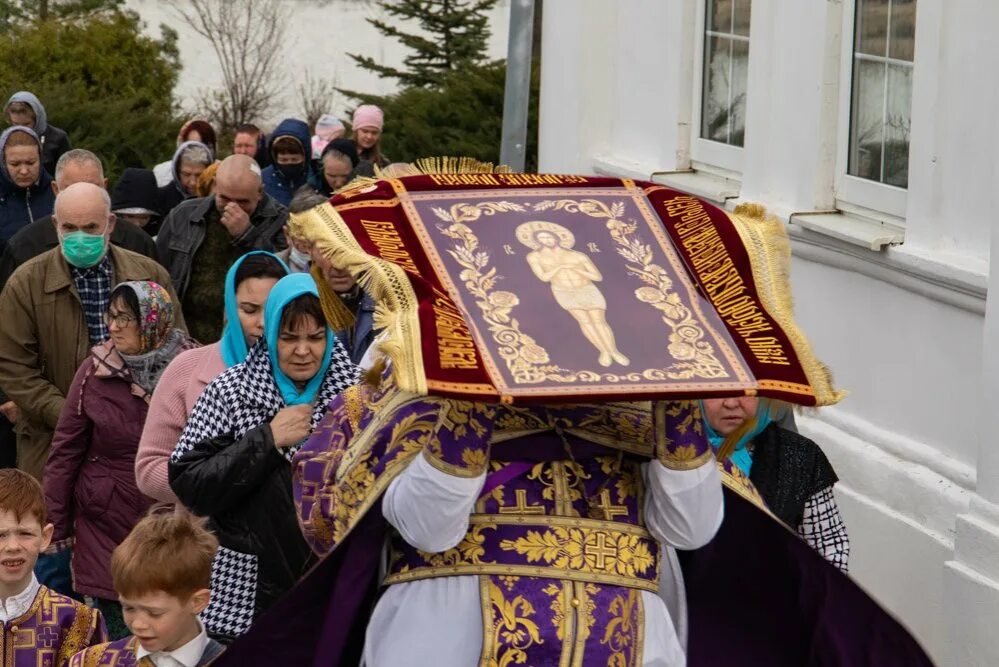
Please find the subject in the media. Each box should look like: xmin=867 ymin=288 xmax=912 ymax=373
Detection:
xmin=653 ymin=400 xmax=714 ymax=470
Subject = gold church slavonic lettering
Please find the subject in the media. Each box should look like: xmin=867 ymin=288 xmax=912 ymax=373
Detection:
xmin=667 ymin=196 xmax=791 ymax=366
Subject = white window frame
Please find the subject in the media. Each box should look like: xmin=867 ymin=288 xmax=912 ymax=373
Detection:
xmin=833 ymin=0 xmax=913 ymax=221
xmin=690 ymin=0 xmax=749 ymax=175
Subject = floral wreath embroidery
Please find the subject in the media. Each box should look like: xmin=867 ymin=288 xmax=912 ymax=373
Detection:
xmin=432 ymin=198 xmax=728 ymax=384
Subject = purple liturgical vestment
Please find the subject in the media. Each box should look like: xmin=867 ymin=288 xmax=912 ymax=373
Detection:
xmin=210 ymin=381 xmax=934 ymax=666
xmin=68 ymin=635 xmax=225 ymax=667
xmin=288 ymin=382 xmax=723 ymax=665
xmin=0 ymin=585 xmax=106 ymax=667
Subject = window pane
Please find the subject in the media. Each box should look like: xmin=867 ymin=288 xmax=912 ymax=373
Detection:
xmin=729 ymin=39 xmax=749 ymax=146
xmin=849 ymin=59 xmax=887 ymax=182
xmin=733 ymin=0 xmax=752 ymax=37
xmin=883 ymin=63 xmax=913 ymax=187
xmin=890 ymin=0 xmax=916 ymax=61
xmin=702 ymin=35 xmax=732 ymax=143
xmin=856 ymin=0 xmax=889 ymax=57
xmin=707 ymin=0 xmax=733 ymax=33
xmin=701 ymin=0 xmax=751 ymax=147
xmin=848 ymin=0 xmax=916 ymax=188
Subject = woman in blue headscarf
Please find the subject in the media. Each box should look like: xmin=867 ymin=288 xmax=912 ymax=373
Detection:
xmin=701 ymin=397 xmax=850 ymax=571
xmin=169 ymin=273 xmax=358 ymax=642
xmin=137 ymin=251 xmax=289 ymax=504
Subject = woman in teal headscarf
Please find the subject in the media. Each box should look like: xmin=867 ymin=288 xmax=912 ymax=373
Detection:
xmin=136 ymin=251 xmax=288 ymax=504
xmin=701 ymin=397 xmax=851 ymax=571
xmin=219 ymin=251 xmax=290 ymax=367
xmin=168 ymin=273 xmax=358 ymax=641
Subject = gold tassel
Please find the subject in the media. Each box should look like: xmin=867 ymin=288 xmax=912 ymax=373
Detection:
xmin=717 ymin=415 xmax=758 ymax=461
xmin=363 ymin=357 xmax=388 ymax=388
xmin=728 ymin=204 xmax=845 ymax=406
xmin=716 ymin=397 xmax=784 ymax=460
xmin=290 ymin=202 xmax=428 ymax=395
xmin=311 ymin=264 xmax=356 ymax=332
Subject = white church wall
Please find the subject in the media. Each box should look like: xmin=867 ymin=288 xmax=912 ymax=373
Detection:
xmin=539 ymin=0 xmax=994 ymax=663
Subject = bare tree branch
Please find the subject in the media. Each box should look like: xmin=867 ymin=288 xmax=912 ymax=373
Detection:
xmin=298 ymin=69 xmax=338 ymax=129
xmin=174 ymin=0 xmax=289 ymax=133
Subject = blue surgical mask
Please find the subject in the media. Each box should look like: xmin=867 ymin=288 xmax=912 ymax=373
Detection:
xmin=60 ymin=230 xmax=108 ymax=268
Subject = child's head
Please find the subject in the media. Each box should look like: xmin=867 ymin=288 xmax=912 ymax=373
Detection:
xmin=112 ymin=511 xmax=218 ymax=653
xmin=0 ymin=470 xmax=52 ymax=595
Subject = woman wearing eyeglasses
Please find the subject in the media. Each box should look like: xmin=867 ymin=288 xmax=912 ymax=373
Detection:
xmin=42 ymin=280 xmax=197 ymax=639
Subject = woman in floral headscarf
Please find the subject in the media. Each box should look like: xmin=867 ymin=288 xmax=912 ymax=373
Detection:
xmin=43 ymin=281 xmax=196 ymax=639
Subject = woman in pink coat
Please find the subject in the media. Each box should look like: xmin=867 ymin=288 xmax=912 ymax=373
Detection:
xmin=135 ymin=251 xmax=288 ymax=503
xmin=44 ymin=280 xmax=196 ymax=638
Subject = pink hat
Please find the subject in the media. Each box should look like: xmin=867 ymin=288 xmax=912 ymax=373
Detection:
xmin=352 ymin=105 xmax=384 ymax=132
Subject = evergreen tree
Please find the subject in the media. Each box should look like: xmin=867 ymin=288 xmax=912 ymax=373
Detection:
xmin=0 ymin=10 xmax=181 ymax=179
xmin=0 ymin=0 xmax=122 ymax=28
xmin=349 ymin=61 xmax=539 ymax=171
xmin=345 ymin=0 xmax=498 ymax=90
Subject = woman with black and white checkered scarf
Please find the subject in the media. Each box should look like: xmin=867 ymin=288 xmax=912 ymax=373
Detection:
xmin=169 ymin=274 xmax=359 ymax=642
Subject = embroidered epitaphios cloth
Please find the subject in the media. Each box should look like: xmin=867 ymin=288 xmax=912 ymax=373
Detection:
xmin=290 ymin=169 xmax=843 ymax=407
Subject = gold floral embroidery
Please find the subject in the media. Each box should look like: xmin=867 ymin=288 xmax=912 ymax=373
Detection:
xmin=483 ymin=579 xmax=544 ymax=667
xmin=542 ymin=583 xmax=566 ymax=639
xmin=500 ymin=527 xmax=655 ymax=579
xmin=654 ymin=401 xmax=713 ymax=471
xmin=434 ymin=197 xmax=729 ymax=385
xmin=498 ymin=575 xmax=521 ymax=592
xmin=601 ymin=590 xmax=644 ymax=667
xmin=662 ymin=400 xmax=703 ymax=436
xmin=462 ymin=447 xmax=489 ymax=470
xmin=423 ymin=523 xmax=492 ymax=567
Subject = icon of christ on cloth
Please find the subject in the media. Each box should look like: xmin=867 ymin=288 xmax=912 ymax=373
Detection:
xmin=517 ymin=220 xmax=630 ymax=368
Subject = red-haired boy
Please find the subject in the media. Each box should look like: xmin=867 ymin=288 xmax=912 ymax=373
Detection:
xmin=69 ymin=511 xmax=222 ymax=666
xmin=0 ymin=469 xmax=106 ymax=666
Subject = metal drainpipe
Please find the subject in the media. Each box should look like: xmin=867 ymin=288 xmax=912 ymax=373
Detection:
xmin=500 ymin=0 xmax=536 ymax=173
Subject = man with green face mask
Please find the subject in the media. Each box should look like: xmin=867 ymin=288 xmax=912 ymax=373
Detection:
xmin=0 ymin=182 xmax=183 ymax=483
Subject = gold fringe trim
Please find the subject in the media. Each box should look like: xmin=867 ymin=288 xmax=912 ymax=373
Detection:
xmin=311 ymin=264 xmax=356 ymax=332
xmin=290 ymin=202 xmax=427 ymax=395
xmin=729 ymin=203 xmax=845 ymax=407
xmin=291 ymin=156 xmax=513 ymax=395
xmin=380 ymin=156 xmax=512 ymax=177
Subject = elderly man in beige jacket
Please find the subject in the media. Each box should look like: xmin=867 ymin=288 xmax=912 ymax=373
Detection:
xmin=0 ymin=182 xmax=183 ymax=481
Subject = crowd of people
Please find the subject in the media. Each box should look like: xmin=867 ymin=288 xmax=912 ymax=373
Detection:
xmin=0 ymin=88 xmax=861 ymax=666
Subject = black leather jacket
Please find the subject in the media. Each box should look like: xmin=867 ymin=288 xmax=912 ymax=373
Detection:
xmin=169 ymin=424 xmax=314 ymax=642
xmin=155 ymin=194 xmax=288 ymax=298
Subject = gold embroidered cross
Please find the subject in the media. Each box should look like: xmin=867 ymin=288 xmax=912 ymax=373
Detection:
xmin=499 ymin=489 xmax=546 ymax=515
xmin=588 ymin=489 xmax=629 ymax=521
xmin=585 ymin=532 xmax=618 ymax=570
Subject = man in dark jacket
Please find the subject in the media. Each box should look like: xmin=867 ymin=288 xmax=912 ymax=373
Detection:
xmin=156 ymin=154 xmax=287 ymax=343
xmin=261 ymin=119 xmax=314 ymax=207
xmin=0 ymin=149 xmax=158 ymax=291
xmin=4 ymin=91 xmax=71 ymax=177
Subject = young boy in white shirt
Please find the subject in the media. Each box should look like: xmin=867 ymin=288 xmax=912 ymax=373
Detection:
xmin=69 ymin=511 xmax=222 ymax=667
xmin=0 ymin=469 xmax=106 ymax=665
